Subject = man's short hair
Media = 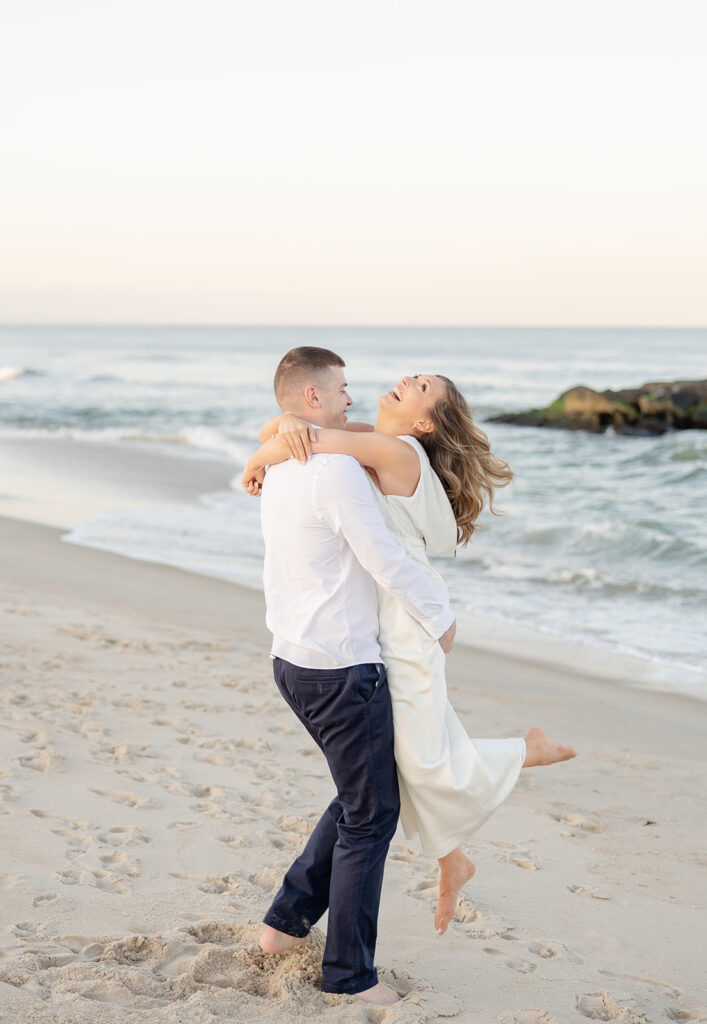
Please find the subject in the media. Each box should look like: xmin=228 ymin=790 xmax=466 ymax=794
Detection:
xmin=273 ymin=346 xmax=345 ymax=405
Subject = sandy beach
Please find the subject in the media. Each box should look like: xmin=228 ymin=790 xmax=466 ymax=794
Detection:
xmin=1 ymin=513 xmax=705 ymax=1023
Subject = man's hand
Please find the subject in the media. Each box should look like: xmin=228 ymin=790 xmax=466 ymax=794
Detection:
xmin=438 ymin=619 xmax=456 ymax=654
xmin=277 ymin=414 xmax=318 ymax=464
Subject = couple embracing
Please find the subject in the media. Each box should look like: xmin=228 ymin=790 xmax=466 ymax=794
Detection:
xmin=241 ymin=346 xmax=575 ymax=1007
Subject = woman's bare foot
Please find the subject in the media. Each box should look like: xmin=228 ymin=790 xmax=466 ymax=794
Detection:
xmin=523 ymin=727 xmax=576 ymax=767
xmin=434 ymin=846 xmax=476 ymax=935
xmin=258 ymin=925 xmax=306 ymax=953
xmin=356 ymin=981 xmax=401 ymax=1005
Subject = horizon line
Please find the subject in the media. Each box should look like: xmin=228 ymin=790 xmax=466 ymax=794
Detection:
xmin=1 ymin=322 xmax=706 ymax=330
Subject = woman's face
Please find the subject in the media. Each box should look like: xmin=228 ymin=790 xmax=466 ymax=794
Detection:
xmin=380 ymin=373 xmax=447 ymax=431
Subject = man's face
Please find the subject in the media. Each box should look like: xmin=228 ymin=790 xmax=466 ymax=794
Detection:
xmin=314 ymin=366 xmax=353 ymax=428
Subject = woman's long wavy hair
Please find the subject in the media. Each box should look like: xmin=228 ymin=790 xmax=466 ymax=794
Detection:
xmin=418 ymin=376 xmax=513 ymax=546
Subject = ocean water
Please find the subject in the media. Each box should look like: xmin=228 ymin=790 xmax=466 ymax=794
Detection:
xmin=1 ymin=325 xmax=706 ymax=696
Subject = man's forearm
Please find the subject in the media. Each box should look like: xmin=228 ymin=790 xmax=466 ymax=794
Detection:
xmin=367 ymin=542 xmax=454 ymax=640
xmin=317 ymin=460 xmax=454 ymax=639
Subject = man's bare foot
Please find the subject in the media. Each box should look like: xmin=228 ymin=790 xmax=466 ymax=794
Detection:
xmin=258 ymin=925 xmax=306 ymax=954
xmin=356 ymin=981 xmax=401 ymax=1006
xmin=434 ymin=846 xmax=476 ymax=935
xmin=523 ymin=727 xmax=576 ymax=767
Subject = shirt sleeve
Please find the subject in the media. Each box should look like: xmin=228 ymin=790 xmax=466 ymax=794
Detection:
xmin=313 ymin=456 xmax=454 ymax=640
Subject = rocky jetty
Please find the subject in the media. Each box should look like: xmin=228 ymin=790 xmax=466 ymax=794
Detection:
xmin=489 ymin=380 xmax=707 ymax=435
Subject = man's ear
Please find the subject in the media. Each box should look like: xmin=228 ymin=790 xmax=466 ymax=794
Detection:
xmin=303 ymin=385 xmax=320 ymax=410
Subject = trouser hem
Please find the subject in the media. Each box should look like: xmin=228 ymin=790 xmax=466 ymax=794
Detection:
xmin=262 ymin=911 xmax=310 ymax=939
xmin=321 ymin=970 xmax=379 ymax=995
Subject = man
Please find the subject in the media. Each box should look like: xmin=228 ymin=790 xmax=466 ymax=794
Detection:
xmin=253 ymin=347 xmax=455 ymax=1006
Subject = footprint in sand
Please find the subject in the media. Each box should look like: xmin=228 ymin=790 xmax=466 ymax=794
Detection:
xmin=167 ymin=781 xmax=224 ymax=800
xmin=194 ymin=750 xmax=234 ymax=766
xmin=527 ymin=941 xmax=584 ymax=965
xmin=552 ymin=811 xmax=604 ymax=835
xmin=483 ymin=948 xmax=537 ymax=973
xmin=568 ymin=884 xmax=612 ymax=901
xmin=13 ymin=921 xmax=43 ymax=940
xmin=389 ymin=846 xmax=432 ymax=867
xmin=278 ymin=814 xmax=316 ymax=835
xmin=512 ymin=857 xmax=539 ymax=870
xmin=169 ymin=872 xmax=245 ymax=896
xmin=450 ymin=896 xmax=515 ymax=940
xmin=249 ymin=868 xmax=285 ymax=894
xmin=49 ymin=823 xmax=103 ymax=865
xmin=44 ymin=813 xmax=87 ymax=832
xmin=527 ymin=941 xmax=559 ymax=959
xmin=32 ymin=892 xmax=59 ymax=907
xmin=0 ymin=783 xmax=13 ymax=814
xmin=90 ymin=788 xmax=158 ymax=809
xmin=218 ymin=833 xmax=251 ymax=849
xmin=453 ymin=895 xmax=480 ymax=925
xmin=664 ymin=1009 xmax=699 ymax=1021
xmin=491 ymin=842 xmax=540 ymax=871
xmin=576 ymin=992 xmax=646 ymax=1022
xmin=19 ymin=751 xmax=51 ymax=771
xmin=375 ymin=967 xmax=463 ymax=1018
xmin=100 ymin=935 xmax=169 ymax=964
xmin=496 ymin=1013 xmax=557 ymax=1024
xmin=91 ymin=869 xmax=130 ymax=894
xmin=497 ymin=852 xmax=540 ymax=871
xmin=55 ymin=869 xmax=82 ymax=886
xmin=96 ymin=826 xmax=152 ymax=847
xmin=234 ymin=737 xmax=273 ymax=753
xmin=98 ymin=852 xmax=141 ymax=877
xmin=19 ymin=728 xmax=43 ymax=744
xmin=184 ymin=921 xmax=246 ymax=944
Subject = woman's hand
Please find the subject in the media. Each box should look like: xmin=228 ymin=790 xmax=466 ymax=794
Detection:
xmin=438 ymin=619 xmax=456 ymax=653
xmin=276 ymin=414 xmax=318 ymax=463
xmin=241 ymin=462 xmax=266 ymax=496
xmin=241 ymin=433 xmax=296 ymax=496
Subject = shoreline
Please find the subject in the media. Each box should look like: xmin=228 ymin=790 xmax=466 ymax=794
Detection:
xmin=1 ymin=513 xmax=705 ymax=1021
xmin=13 ymin=496 xmax=707 ymax=702
xmin=6 ymin=507 xmax=707 ymax=708
xmin=2 ymin=510 xmax=706 ymax=805
xmin=0 ymin=434 xmax=238 ymax=531
xmin=1 ymin=431 xmax=704 ymax=702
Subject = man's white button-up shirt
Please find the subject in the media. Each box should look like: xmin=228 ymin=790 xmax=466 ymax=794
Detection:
xmin=261 ymin=452 xmax=455 ymax=670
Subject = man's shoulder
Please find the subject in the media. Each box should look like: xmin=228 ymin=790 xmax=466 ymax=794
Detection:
xmin=312 ymin=456 xmax=375 ymax=515
xmin=313 ymin=451 xmax=361 ymax=468
xmin=267 ymin=452 xmax=359 ymax=477
xmin=263 ymin=453 xmax=365 ymax=497
xmin=312 ymin=451 xmax=368 ymax=478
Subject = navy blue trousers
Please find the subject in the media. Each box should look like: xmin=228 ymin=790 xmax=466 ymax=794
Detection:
xmin=263 ymin=657 xmax=400 ymax=995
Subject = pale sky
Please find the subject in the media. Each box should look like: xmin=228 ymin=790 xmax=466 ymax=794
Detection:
xmin=1 ymin=0 xmax=705 ymax=325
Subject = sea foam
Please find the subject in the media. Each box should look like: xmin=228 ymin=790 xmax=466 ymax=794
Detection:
xmin=0 ymin=366 xmax=27 ymax=381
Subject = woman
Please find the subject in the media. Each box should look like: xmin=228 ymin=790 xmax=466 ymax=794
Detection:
xmin=242 ymin=373 xmax=576 ymax=935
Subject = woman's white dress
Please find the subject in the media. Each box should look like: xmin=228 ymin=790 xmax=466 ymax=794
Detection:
xmin=373 ymin=435 xmax=525 ymax=859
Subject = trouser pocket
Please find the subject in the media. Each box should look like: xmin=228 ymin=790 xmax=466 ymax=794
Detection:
xmin=356 ymin=663 xmax=385 ymax=704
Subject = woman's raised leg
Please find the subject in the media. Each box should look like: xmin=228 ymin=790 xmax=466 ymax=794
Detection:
xmin=433 ymin=730 xmax=576 ymax=935
xmin=434 ymin=846 xmax=476 ymax=935
xmin=523 ymin=727 xmax=576 ymax=766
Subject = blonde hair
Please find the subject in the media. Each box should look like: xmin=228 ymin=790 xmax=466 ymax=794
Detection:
xmin=418 ymin=376 xmax=513 ymax=546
